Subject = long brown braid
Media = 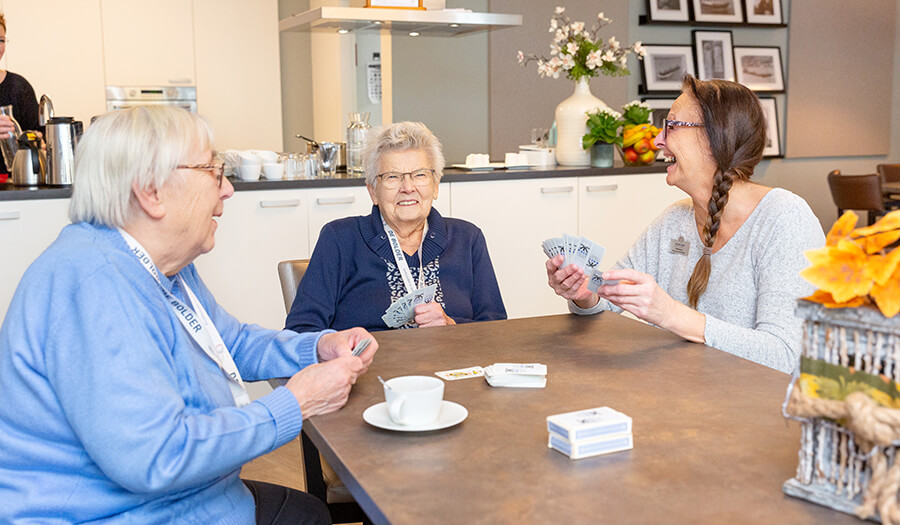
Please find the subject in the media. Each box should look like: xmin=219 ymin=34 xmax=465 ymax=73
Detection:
xmin=683 ymin=76 xmax=767 ymax=309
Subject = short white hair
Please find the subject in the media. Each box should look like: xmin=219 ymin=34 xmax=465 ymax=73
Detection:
xmin=363 ymin=121 xmax=444 ymax=187
xmin=68 ymin=106 xmax=214 ymax=228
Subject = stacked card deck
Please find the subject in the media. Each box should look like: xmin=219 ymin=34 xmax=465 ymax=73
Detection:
xmin=483 ymin=363 xmax=547 ymax=388
xmin=546 ymin=406 xmax=633 ymax=460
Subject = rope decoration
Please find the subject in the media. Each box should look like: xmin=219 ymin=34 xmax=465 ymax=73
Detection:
xmin=786 ymin=386 xmax=900 ymax=522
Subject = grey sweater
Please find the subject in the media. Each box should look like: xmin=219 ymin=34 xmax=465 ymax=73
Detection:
xmin=570 ymin=188 xmax=825 ymax=374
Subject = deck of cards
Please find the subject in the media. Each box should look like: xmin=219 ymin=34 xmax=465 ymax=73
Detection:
xmin=381 ymin=283 xmax=437 ymax=328
xmin=542 ymin=234 xmax=618 ymax=293
xmin=546 ymin=406 xmax=633 ymax=460
xmin=484 ymin=363 xmax=547 ymax=388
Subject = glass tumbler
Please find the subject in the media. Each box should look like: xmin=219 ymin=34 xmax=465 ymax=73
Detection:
xmin=0 ymin=105 xmax=22 ymax=172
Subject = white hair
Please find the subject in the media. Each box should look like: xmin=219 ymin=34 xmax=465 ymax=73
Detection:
xmin=363 ymin=121 xmax=445 ymax=188
xmin=68 ymin=106 xmax=214 ymax=228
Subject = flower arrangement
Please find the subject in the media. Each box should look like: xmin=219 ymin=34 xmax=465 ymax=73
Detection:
xmin=800 ymin=210 xmax=900 ymax=317
xmin=517 ymin=7 xmax=646 ymax=81
xmin=582 ymin=107 xmax=623 ymax=149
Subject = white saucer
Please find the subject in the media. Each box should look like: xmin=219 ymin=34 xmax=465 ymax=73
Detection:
xmin=363 ymin=401 xmax=468 ymax=432
xmin=504 ymin=164 xmax=534 ymax=170
xmin=450 ymin=163 xmax=505 ymax=171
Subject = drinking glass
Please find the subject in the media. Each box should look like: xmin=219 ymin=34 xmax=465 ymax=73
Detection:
xmin=0 ymin=105 xmax=22 ymax=172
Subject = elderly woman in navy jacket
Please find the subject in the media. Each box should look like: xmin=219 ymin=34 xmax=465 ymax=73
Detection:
xmin=286 ymin=121 xmax=506 ymax=332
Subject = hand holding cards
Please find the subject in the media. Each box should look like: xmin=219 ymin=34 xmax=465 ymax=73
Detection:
xmin=381 ymin=283 xmax=437 ymax=328
xmin=542 ymin=234 xmax=619 ymax=293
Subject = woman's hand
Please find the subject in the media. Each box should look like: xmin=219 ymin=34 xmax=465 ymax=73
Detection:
xmin=0 ymin=115 xmax=16 ymax=140
xmin=596 ymin=269 xmax=677 ymax=327
xmin=317 ymin=327 xmax=378 ymax=369
xmin=414 ymin=301 xmax=456 ymax=328
xmin=285 ymin=356 xmax=364 ymax=419
xmin=545 ymin=254 xmax=599 ymax=309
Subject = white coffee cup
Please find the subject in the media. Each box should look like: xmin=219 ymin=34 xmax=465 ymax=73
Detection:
xmin=262 ymin=163 xmax=284 ymax=180
xmin=384 ymin=375 xmax=444 ymax=426
xmin=238 ymin=164 xmax=261 ymax=181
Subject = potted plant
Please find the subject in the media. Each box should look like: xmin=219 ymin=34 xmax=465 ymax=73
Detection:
xmin=618 ymin=101 xmax=660 ymax=166
xmin=581 ymin=107 xmax=622 ymax=168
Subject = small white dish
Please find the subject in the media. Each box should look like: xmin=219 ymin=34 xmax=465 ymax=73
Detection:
xmin=250 ymin=150 xmax=279 ymax=163
xmin=262 ymin=163 xmax=284 ymax=180
xmin=238 ymin=164 xmax=261 ymax=181
xmin=504 ymin=163 xmax=534 ymax=170
xmin=451 ymin=162 xmax=505 ymax=171
xmin=238 ymin=152 xmax=262 ymax=166
xmin=363 ymin=400 xmax=467 ymax=432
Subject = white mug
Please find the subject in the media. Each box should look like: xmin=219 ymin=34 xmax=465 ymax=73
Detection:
xmin=384 ymin=375 xmax=444 ymax=426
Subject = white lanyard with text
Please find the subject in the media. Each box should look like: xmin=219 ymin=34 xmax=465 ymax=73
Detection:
xmin=381 ymin=215 xmax=428 ymax=295
xmin=118 ymin=229 xmax=250 ymax=407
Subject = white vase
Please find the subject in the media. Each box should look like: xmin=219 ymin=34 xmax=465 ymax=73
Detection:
xmin=554 ymin=78 xmax=607 ymax=167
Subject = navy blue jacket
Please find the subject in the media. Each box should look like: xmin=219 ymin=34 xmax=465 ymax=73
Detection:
xmin=285 ymin=206 xmax=506 ymax=332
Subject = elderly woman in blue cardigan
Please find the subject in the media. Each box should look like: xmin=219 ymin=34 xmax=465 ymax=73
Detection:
xmin=286 ymin=121 xmax=506 ymax=332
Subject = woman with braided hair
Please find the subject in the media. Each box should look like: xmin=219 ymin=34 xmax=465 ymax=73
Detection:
xmin=546 ymin=75 xmax=824 ymax=374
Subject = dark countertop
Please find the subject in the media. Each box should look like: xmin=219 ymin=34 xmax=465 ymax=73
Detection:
xmin=0 ymin=163 xmax=668 ymax=202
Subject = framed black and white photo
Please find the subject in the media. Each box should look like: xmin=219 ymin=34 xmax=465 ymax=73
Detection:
xmin=734 ymin=46 xmax=784 ymax=92
xmin=758 ymin=97 xmax=781 ymax=157
xmin=691 ymin=0 xmax=743 ymax=23
xmin=646 ymin=0 xmax=690 ymax=22
xmin=642 ymin=98 xmax=678 ymax=130
xmin=640 ymin=45 xmax=696 ymax=92
xmin=692 ymin=31 xmax=735 ymax=82
xmin=744 ymin=0 xmax=783 ymax=24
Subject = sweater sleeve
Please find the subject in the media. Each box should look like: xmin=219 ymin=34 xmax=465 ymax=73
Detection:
xmin=703 ymin=204 xmax=825 ymax=374
xmin=43 ymin=268 xmax=303 ymax=494
xmin=462 ymin=229 xmax=507 ymax=322
xmin=285 ymin=224 xmax=342 ymax=332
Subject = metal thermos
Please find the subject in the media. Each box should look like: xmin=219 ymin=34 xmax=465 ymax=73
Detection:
xmin=11 ymin=131 xmax=45 ymax=186
xmin=45 ymin=116 xmax=77 ymax=185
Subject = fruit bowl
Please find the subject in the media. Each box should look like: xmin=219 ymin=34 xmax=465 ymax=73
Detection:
xmin=618 ymin=124 xmax=660 ymax=166
xmin=617 ymin=144 xmax=656 ymax=166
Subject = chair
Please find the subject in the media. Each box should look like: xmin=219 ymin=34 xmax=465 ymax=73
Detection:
xmin=270 ymin=259 xmax=370 ymax=525
xmin=826 ymin=170 xmax=895 ymax=226
xmin=877 ymin=164 xmax=900 ymax=200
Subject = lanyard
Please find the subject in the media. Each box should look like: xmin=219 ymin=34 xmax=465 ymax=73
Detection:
xmin=381 ymin=215 xmax=428 ymax=295
xmin=118 ymin=229 xmax=250 ymax=407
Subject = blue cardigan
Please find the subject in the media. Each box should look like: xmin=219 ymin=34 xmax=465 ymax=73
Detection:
xmin=0 ymin=223 xmax=325 ymax=524
xmin=286 ymin=206 xmax=506 ymax=332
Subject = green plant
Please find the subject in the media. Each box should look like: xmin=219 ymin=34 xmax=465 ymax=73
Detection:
xmin=582 ymin=107 xmax=624 ymax=149
xmin=621 ymin=100 xmax=651 ymax=126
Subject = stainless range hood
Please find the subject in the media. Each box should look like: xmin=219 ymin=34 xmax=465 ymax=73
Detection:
xmin=279 ymin=6 xmax=521 ymax=36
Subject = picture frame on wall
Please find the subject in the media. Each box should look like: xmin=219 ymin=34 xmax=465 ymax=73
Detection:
xmin=646 ymin=0 xmax=690 ymax=22
xmin=691 ymin=0 xmax=743 ymax=23
xmin=692 ymin=30 xmax=735 ymax=82
xmin=758 ymin=97 xmax=781 ymax=157
xmin=734 ymin=46 xmax=785 ymax=92
xmin=744 ymin=0 xmax=783 ymax=24
xmin=640 ymin=45 xmax=696 ymax=92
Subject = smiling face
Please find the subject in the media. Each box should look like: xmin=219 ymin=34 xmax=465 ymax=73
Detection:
xmin=367 ymin=149 xmax=438 ymax=232
xmin=653 ymin=93 xmax=718 ymax=202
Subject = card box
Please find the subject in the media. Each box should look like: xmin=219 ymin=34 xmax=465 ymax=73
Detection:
xmin=546 ymin=406 xmax=632 ymax=442
xmin=548 ymin=431 xmax=633 ymax=460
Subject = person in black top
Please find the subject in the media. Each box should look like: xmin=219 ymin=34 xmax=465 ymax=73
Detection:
xmin=0 ymin=13 xmax=40 ymax=178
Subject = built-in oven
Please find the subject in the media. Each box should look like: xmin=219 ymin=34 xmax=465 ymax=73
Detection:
xmin=105 ymin=86 xmax=197 ymax=113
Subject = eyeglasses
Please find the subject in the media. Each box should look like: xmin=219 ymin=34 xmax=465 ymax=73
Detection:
xmin=177 ymin=162 xmax=226 ymax=188
xmin=662 ymin=119 xmax=704 ymax=141
xmin=376 ymin=169 xmax=435 ymax=189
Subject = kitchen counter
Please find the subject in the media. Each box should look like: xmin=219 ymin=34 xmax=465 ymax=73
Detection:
xmin=0 ymin=163 xmax=668 ymax=201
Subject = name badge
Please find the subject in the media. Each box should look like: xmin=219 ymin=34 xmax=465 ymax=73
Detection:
xmin=670 ymin=236 xmax=690 ymax=256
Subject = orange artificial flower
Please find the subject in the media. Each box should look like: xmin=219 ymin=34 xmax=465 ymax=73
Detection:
xmin=826 ymin=211 xmax=859 ymax=246
xmin=871 ymin=266 xmax=900 ymax=318
xmin=801 ymin=240 xmax=874 ymax=303
xmin=852 ymin=210 xmax=900 ymax=238
xmin=802 ymin=289 xmax=867 ymax=309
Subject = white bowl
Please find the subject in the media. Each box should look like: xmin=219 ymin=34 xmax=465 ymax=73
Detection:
xmin=262 ymin=163 xmax=284 ymax=180
xmin=238 ymin=164 xmax=261 ymax=181
xmin=250 ymin=150 xmax=279 ymax=163
xmin=238 ymin=152 xmax=262 ymax=166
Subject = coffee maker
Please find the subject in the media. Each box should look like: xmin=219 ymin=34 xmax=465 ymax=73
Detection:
xmin=11 ymin=131 xmax=45 ymax=186
xmin=40 ymin=94 xmax=81 ymax=186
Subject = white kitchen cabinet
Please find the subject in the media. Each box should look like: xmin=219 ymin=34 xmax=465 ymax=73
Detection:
xmin=0 ymin=198 xmax=70 ymax=321
xmin=578 ymin=172 xmax=684 ymax=269
xmin=450 ymin=177 xmax=578 ymax=319
xmin=194 ymin=189 xmax=310 ymax=330
xmin=100 ymin=0 xmax=196 ymax=87
xmin=3 ymin=0 xmax=107 ymax=126
xmin=192 ymin=0 xmax=282 ymax=151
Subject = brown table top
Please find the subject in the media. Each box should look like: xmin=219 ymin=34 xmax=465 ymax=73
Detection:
xmin=304 ymin=313 xmax=857 ymax=524
xmin=885 ymin=181 xmax=900 ymax=195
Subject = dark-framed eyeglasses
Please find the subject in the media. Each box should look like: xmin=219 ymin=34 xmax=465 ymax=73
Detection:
xmin=662 ymin=119 xmax=704 ymax=141
xmin=376 ymin=169 xmax=435 ymax=189
xmin=177 ymin=162 xmax=226 ymax=187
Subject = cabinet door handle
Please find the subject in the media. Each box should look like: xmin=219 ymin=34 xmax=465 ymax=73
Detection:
xmin=168 ymin=78 xmax=193 ymax=84
xmin=586 ymin=184 xmax=619 ymax=192
xmin=259 ymin=199 xmax=300 ymax=208
xmin=316 ymin=196 xmax=356 ymax=205
xmin=0 ymin=211 xmax=21 ymax=220
xmin=540 ymin=186 xmax=574 ymax=194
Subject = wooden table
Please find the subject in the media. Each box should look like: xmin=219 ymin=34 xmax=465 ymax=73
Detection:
xmin=304 ymin=314 xmax=858 ymax=524
xmin=884 ymin=181 xmax=900 ymax=197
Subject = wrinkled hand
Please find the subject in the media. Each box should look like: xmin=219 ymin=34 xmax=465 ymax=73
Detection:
xmin=0 ymin=115 xmax=16 ymax=140
xmin=545 ymin=254 xmax=598 ymax=308
xmin=317 ymin=327 xmax=378 ymax=369
xmin=596 ymin=269 xmax=676 ymax=326
xmin=285 ymin=356 xmax=364 ymax=419
xmin=414 ymin=301 xmax=456 ymax=328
